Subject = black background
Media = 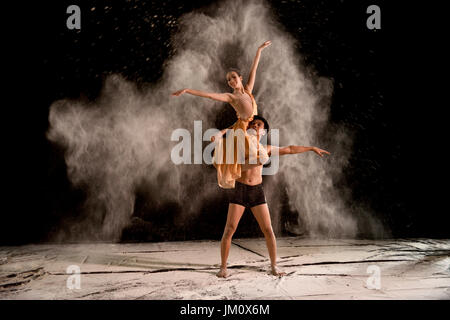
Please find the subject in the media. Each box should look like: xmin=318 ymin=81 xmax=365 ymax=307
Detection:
xmin=2 ymin=0 xmax=447 ymax=244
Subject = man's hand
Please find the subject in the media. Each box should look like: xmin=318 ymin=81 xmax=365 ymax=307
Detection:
xmin=312 ymin=147 xmax=330 ymax=157
xmin=171 ymin=89 xmax=187 ymax=96
xmin=258 ymin=40 xmax=272 ymax=50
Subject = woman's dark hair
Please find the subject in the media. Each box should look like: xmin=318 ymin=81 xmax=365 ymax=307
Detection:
xmin=226 ymin=68 xmax=242 ymax=76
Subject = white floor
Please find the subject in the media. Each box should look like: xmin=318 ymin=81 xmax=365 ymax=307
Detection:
xmin=1 ymin=237 xmax=449 ymax=299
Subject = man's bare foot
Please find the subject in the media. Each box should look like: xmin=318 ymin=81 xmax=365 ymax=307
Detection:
xmin=271 ymin=265 xmax=286 ymax=277
xmin=216 ymin=267 xmax=230 ymax=278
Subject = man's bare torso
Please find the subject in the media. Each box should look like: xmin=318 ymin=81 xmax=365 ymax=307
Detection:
xmin=236 ymin=165 xmax=263 ymax=186
xmin=236 ymin=145 xmax=272 ymax=186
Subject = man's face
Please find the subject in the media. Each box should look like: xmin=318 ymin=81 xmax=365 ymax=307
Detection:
xmin=248 ymin=119 xmax=265 ymax=137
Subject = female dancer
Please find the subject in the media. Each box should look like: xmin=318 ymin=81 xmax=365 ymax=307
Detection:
xmin=172 ymin=40 xmax=272 ymax=188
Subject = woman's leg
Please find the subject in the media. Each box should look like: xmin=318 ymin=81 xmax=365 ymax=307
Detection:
xmin=250 ymin=203 xmax=286 ymax=276
xmin=217 ymin=203 xmax=246 ymax=278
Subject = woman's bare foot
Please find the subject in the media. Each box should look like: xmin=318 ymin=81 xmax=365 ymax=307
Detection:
xmin=271 ymin=265 xmax=286 ymax=277
xmin=216 ymin=267 xmax=230 ymax=278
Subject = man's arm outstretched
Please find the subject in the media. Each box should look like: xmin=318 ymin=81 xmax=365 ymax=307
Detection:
xmin=269 ymin=145 xmax=330 ymax=157
xmin=241 ymin=144 xmax=330 ymax=172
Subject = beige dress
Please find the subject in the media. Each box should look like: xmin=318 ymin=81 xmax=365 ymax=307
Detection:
xmin=212 ymin=89 xmax=269 ymax=189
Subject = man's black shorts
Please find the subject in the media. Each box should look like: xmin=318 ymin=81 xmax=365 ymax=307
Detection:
xmin=226 ymin=181 xmax=267 ymax=208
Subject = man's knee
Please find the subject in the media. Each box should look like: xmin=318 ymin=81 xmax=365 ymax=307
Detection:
xmin=260 ymin=225 xmax=274 ymax=237
xmin=223 ymin=225 xmax=237 ymax=238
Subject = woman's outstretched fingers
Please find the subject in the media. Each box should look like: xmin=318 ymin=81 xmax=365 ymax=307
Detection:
xmin=171 ymin=89 xmax=186 ymax=96
xmin=259 ymin=40 xmax=272 ymax=49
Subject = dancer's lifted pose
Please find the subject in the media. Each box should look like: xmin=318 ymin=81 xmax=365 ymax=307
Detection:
xmin=217 ymin=115 xmax=330 ymax=278
xmin=172 ymin=41 xmax=272 ymax=188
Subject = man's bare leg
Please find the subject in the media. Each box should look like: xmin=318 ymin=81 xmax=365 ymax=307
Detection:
xmin=217 ymin=203 xmax=246 ymax=278
xmin=251 ymin=204 xmax=286 ymax=276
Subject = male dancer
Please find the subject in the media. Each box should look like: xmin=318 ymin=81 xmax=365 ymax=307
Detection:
xmin=216 ymin=115 xmax=330 ymax=277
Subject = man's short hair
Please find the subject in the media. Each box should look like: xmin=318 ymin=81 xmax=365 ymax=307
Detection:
xmin=251 ymin=115 xmax=270 ymax=132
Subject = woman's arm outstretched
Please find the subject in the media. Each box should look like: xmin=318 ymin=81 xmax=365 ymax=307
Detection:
xmin=245 ymin=40 xmax=271 ymax=93
xmin=172 ymin=88 xmax=233 ymax=103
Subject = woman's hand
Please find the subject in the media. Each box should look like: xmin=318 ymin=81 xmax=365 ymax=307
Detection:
xmin=258 ymin=40 xmax=272 ymax=50
xmin=172 ymin=89 xmax=187 ymax=96
xmin=312 ymin=147 xmax=331 ymax=157
xmin=211 ymin=131 xmax=225 ymax=142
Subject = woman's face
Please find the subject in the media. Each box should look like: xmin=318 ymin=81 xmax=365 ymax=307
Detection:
xmin=226 ymin=71 xmax=242 ymax=89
